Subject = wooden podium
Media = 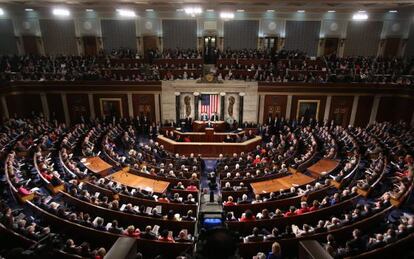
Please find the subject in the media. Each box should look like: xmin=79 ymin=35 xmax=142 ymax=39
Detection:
xmin=193 ymin=121 xmax=226 ymax=132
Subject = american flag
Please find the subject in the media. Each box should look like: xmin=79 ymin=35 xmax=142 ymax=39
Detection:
xmin=200 ymin=94 xmax=219 ymax=117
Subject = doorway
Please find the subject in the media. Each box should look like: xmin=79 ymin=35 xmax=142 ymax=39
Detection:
xmin=22 ymin=36 xmax=40 ymax=55
xmin=82 ymin=36 xmax=98 ymax=56
xmin=263 ymin=37 xmax=278 ymax=54
xmin=383 ymin=38 xmax=401 ymax=58
xmin=143 ymin=36 xmax=158 ymax=62
xmin=203 ymin=36 xmax=217 ymax=64
xmin=324 ymin=38 xmax=339 ymax=56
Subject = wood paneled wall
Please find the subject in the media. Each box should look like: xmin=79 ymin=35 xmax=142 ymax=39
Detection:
xmin=354 ymin=96 xmax=374 ymax=127
xmin=46 ymin=94 xmax=65 ymax=122
xmin=66 ymin=94 xmax=90 ymax=123
xmin=132 ymin=94 xmax=156 ymax=121
xmin=6 ymin=94 xmax=42 ymax=118
xmin=263 ymin=95 xmax=287 ymax=122
xmin=329 ymin=96 xmax=354 ymax=127
xmin=376 ymin=97 xmax=413 ymax=123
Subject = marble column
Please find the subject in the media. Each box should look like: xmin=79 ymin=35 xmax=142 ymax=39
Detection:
xmin=88 ymin=94 xmax=95 ymax=120
xmin=154 ymin=93 xmax=160 ymax=123
xmin=220 ymin=93 xmax=225 ymax=121
xmin=61 ymin=93 xmax=70 ymax=125
xmin=369 ymin=95 xmax=381 ymax=124
xmin=40 ymin=93 xmax=49 ymax=120
xmin=175 ymin=92 xmax=180 ymax=123
xmin=286 ymin=95 xmax=292 ymax=119
xmin=1 ymin=96 xmax=9 ymax=119
xmin=324 ymin=95 xmax=332 ymax=122
xmin=258 ymin=94 xmax=265 ymax=124
xmin=349 ymin=96 xmax=359 ymax=126
xmin=127 ymin=93 xmax=134 ymax=118
xmin=194 ymin=94 xmax=200 ymax=121
xmin=239 ymin=93 xmax=245 ymax=124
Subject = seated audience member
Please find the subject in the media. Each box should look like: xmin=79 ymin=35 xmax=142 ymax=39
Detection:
xmin=245 ymin=227 xmax=264 ymax=242
xmin=223 ymin=196 xmax=236 ymax=206
xmin=267 ymin=242 xmax=282 ymax=259
xmin=159 ymin=229 xmax=174 ymax=242
xmin=240 ymin=210 xmax=256 ymax=222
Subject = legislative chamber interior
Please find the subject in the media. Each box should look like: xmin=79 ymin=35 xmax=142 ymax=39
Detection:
xmin=0 ymin=1 xmax=413 ymax=259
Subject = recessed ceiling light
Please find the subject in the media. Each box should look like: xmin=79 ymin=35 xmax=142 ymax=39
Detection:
xmin=297 ymin=10 xmax=305 ymax=13
xmin=353 ymin=13 xmax=368 ymax=20
xmin=266 ymin=10 xmax=275 ymax=13
xmin=25 ymin=8 xmax=34 ymax=12
xmin=389 ymin=10 xmax=398 ymax=13
xmin=184 ymin=7 xmax=202 ymax=17
xmin=328 ymin=10 xmax=336 ymax=13
xmin=236 ymin=9 xmax=245 ymax=12
xmin=146 ymin=9 xmax=154 ymax=12
xmin=176 ymin=9 xmax=184 ymax=12
xmin=358 ymin=10 xmax=366 ymax=13
xmin=52 ymin=8 xmax=70 ymax=17
xmin=220 ymin=12 xmax=235 ymax=19
xmin=0 ymin=8 xmax=4 ymax=16
xmin=206 ymin=9 xmax=214 ymax=12
xmin=85 ymin=9 xmax=93 ymax=12
xmin=116 ymin=9 xmax=136 ymax=17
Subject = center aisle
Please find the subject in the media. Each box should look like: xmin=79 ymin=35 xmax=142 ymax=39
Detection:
xmin=197 ymin=158 xmax=224 ymax=232
xmin=200 ymin=159 xmax=219 ymax=193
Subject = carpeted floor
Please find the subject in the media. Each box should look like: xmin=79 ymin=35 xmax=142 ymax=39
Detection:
xmin=200 ymin=159 xmax=220 ymax=193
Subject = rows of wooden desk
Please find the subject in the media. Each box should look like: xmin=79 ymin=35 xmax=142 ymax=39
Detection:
xmin=157 ymin=135 xmax=262 ymax=157
xmin=108 ymin=168 xmax=170 ymax=194
xmin=82 ymin=157 xmax=113 ymax=176
xmin=250 ymin=172 xmax=315 ymax=195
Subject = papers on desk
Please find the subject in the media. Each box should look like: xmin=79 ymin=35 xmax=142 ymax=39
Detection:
xmin=94 ymin=192 xmax=100 ymax=198
xmin=16 ymin=213 xmax=25 ymax=221
xmin=105 ymin=223 xmax=112 ymax=230
xmin=155 ymin=205 xmax=162 ymax=214
xmin=133 ymin=206 xmax=140 ymax=213
xmin=145 ymin=207 xmax=153 ymax=215
xmin=152 ymin=225 xmax=160 ymax=235
xmin=144 ymin=187 xmax=153 ymax=192
xmin=120 ymin=204 xmax=126 ymax=211
xmin=292 ymin=224 xmax=300 ymax=234
xmin=44 ymin=196 xmax=53 ymax=204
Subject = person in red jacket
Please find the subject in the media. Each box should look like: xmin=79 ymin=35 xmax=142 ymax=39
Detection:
xmin=240 ymin=209 xmax=256 ymax=222
xmin=284 ymin=206 xmax=296 ymax=217
xmin=223 ymin=196 xmax=236 ymax=206
xmin=295 ymin=201 xmax=310 ymax=215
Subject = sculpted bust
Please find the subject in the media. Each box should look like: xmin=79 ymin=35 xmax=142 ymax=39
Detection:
xmin=184 ymin=95 xmax=191 ymax=117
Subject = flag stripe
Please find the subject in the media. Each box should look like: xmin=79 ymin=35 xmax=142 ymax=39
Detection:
xmin=200 ymin=94 xmax=219 ymax=118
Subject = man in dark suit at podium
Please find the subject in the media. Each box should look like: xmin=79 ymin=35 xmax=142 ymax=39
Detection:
xmin=211 ymin=112 xmax=219 ymax=121
xmin=200 ymin=113 xmax=209 ymax=121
